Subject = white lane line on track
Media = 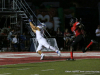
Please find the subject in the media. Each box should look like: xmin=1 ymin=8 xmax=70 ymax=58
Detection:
xmin=0 ymin=52 xmax=100 ymax=58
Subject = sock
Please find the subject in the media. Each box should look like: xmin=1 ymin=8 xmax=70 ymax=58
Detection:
xmin=41 ymin=53 xmax=44 ymax=56
xmin=87 ymin=41 xmax=93 ymax=48
xmin=70 ymin=51 xmax=73 ymax=59
xmin=55 ymin=50 xmax=58 ymax=53
xmin=37 ymin=50 xmax=42 ymax=55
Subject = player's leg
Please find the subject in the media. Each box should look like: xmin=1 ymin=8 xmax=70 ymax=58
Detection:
xmin=49 ymin=46 xmax=61 ymax=56
xmin=79 ymin=37 xmax=86 ymax=53
xmin=41 ymin=38 xmax=61 ymax=56
xmin=36 ymin=44 xmax=45 ymax=60
xmin=68 ymin=35 xmax=82 ymax=60
xmin=44 ymin=43 xmax=61 ymax=56
xmin=85 ymin=40 xmax=93 ymax=50
xmin=70 ymin=46 xmax=74 ymax=59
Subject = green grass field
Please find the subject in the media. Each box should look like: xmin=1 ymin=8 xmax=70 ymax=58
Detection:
xmin=0 ymin=59 xmax=100 ymax=75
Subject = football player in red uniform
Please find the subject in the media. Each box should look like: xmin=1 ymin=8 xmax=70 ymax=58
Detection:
xmin=68 ymin=18 xmax=86 ymax=60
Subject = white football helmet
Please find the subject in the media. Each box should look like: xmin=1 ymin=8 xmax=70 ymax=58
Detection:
xmin=37 ymin=23 xmax=46 ymax=29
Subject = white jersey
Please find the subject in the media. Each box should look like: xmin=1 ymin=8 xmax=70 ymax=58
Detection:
xmin=95 ymin=29 xmax=100 ymax=36
xmin=7 ymin=31 xmax=13 ymax=40
xmin=12 ymin=37 xmax=17 ymax=43
xmin=36 ymin=30 xmax=43 ymax=40
xmin=35 ymin=30 xmax=50 ymax=52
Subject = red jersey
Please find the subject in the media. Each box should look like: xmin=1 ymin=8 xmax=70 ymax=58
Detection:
xmin=71 ymin=22 xmax=83 ymax=37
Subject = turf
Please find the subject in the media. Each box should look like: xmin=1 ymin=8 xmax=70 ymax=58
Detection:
xmin=0 ymin=59 xmax=100 ymax=75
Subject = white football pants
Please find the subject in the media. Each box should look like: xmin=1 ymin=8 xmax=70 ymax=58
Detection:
xmin=36 ymin=38 xmax=57 ymax=52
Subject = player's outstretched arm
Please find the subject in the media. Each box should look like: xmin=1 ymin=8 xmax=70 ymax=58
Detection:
xmin=29 ymin=19 xmax=40 ymax=32
xmin=29 ymin=19 xmax=36 ymax=29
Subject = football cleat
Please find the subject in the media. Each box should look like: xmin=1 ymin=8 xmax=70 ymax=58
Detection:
xmin=66 ymin=58 xmax=74 ymax=61
xmin=40 ymin=54 xmax=45 ymax=60
xmin=57 ymin=50 xmax=61 ymax=56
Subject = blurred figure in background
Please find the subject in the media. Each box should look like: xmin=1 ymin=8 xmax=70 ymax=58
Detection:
xmin=95 ymin=25 xmax=100 ymax=50
xmin=63 ymin=28 xmax=72 ymax=50
xmin=12 ymin=35 xmax=19 ymax=51
xmin=0 ymin=37 xmax=3 ymax=52
xmin=19 ymin=32 xmax=26 ymax=51
xmin=7 ymin=29 xmax=14 ymax=42
xmin=0 ymin=29 xmax=8 ymax=36
xmin=0 ymin=29 xmax=8 ymax=51
xmin=7 ymin=29 xmax=15 ymax=51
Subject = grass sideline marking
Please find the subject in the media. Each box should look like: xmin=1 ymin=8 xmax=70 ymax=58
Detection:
xmin=65 ymin=70 xmax=100 ymax=75
xmin=41 ymin=69 xmax=54 ymax=71
xmin=73 ymin=72 xmax=97 ymax=75
xmin=17 ymin=68 xmax=30 ymax=70
xmin=65 ymin=70 xmax=100 ymax=73
xmin=0 ymin=73 xmax=11 ymax=75
xmin=31 ymin=74 xmax=39 ymax=75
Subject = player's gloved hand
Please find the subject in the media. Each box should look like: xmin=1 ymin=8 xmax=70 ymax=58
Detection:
xmin=29 ymin=19 xmax=31 ymax=22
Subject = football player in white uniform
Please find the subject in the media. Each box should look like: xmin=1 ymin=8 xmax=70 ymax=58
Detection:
xmin=29 ymin=19 xmax=61 ymax=60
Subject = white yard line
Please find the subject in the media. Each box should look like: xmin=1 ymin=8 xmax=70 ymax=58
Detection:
xmin=17 ymin=68 xmax=30 ymax=70
xmin=0 ymin=73 xmax=11 ymax=75
xmin=30 ymin=74 xmax=39 ymax=75
xmin=41 ymin=69 xmax=54 ymax=71
xmin=65 ymin=70 xmax=100 ymax=75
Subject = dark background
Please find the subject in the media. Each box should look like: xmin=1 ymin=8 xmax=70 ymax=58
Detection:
xmin=0 ymin=0 xmax=100 ymax=39
xmin=0 ymin=0 xmax=100 ymax=50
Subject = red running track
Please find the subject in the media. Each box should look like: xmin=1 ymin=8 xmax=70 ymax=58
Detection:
xmin=0 ymin=52 xmax=100 ymax=65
